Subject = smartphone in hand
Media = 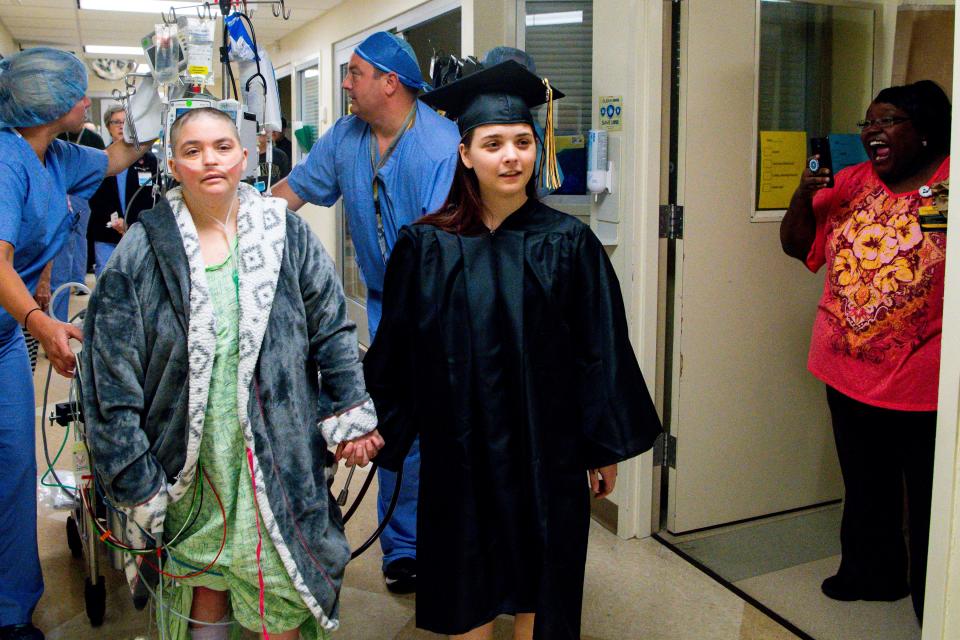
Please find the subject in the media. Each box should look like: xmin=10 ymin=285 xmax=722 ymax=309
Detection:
xmin=809 ymin=137 xmax=834 ymax=188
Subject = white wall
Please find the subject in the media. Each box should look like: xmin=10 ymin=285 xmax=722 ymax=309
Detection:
xmin=588 ymin=0 xmax=662 ymax=538
xmin=0 ymin=20 xmax=17 ymax=57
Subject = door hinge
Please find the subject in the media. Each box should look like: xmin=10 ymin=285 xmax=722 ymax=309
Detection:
xmin=659 ymin=204 xmax=684 ymax=240
xmin=653 ymin=433 xmax=678 ymax=468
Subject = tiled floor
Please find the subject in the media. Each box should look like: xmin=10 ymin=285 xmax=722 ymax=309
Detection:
xmin=662 ymin=506 xmax=922 ymax=640
xmin=29 ymin=288 xmax=802 ymax=639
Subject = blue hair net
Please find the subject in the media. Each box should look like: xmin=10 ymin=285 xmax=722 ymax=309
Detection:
xmin=355 ymin=32 xmax=430 ymax=92
xmin=483 ymin=47 xmax=537 ymax=74
xmin=0 ymin=47 xmax=88 ymax=128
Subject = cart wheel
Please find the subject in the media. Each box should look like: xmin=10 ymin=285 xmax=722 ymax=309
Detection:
xmin=84 ymin=575 xmax=106 ymax=627
xmin=66 ymin=516 xmax=83 ymax=559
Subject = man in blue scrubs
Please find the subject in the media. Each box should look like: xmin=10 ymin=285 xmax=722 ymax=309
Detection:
xmin=272 ymin=31 xmax=460 ymax=594
xmin=0 ymin=48 xmax=154 ymax=640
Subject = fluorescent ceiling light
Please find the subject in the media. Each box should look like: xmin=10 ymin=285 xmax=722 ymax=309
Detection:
xmin=78 ymin=0 xmax=196 ymax=14
xmin=525 ymin=11 xmax=583 ymax=27
xmin=85 ymin=45 xmax=144 ymax=56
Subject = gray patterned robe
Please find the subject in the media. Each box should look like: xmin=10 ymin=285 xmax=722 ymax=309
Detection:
xmin=80 ymin=183 xmax=376 ymax=629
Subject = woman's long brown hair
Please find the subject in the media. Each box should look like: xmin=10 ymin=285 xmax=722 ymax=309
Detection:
xmin=419 ymin=129 xmax=538 ymax=235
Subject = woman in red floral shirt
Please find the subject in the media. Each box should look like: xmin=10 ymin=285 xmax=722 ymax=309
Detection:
xmin=781 ymin=80 xmax=949 ymax=621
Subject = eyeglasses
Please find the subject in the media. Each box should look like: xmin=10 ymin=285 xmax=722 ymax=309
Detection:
xmin=857 ymin=116 xmax=910 ymax=131
xmin=108 ymin=119 xmax=124 ymax=126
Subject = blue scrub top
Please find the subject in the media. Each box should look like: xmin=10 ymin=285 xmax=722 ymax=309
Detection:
xmin=0 ymin=130 xmax=109 ymax=335
xmin=287 ymin=100 xmax=459 ymax=336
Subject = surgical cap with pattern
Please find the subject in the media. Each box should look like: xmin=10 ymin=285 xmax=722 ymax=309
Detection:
xmin=0 ymin=47 xmax=88 ymax=128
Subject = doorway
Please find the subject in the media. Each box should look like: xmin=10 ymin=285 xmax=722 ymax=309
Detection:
xmin=653 ymin=1 xmax=953 ymax=639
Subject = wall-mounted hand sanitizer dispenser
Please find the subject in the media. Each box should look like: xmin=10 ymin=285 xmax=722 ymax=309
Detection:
xmin=587 ymin=129 xmax=611 ymax=194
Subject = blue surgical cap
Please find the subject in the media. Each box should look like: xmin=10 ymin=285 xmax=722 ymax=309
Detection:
xmin=355 ymin=32 xmax=430 ymax=92
xmin=0 ymin=47 xmax=88 ymax=128
xmin=483 ymin=47 xmax=537 ymax=74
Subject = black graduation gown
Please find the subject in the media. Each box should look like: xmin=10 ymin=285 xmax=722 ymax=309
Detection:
xmin=364 ymin=199 xmax=662 ymax=639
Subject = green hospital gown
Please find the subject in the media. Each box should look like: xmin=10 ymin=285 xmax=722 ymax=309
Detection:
xmin=161 ymin=247 xmax=327 ymax=639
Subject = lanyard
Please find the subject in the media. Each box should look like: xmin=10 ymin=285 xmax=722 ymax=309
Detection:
xmin=369 ymin=104 xmax=417 ymax=261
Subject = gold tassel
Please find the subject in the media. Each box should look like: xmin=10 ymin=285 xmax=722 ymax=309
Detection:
xmin=540 ymin=78 xmax=562 ymax=191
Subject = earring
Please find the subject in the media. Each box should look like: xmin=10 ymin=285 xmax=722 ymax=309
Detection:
xmin=922 ymin=140 xmax=928 ymax=147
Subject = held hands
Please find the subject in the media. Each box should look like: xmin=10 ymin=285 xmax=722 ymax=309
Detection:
xmin=335 ymin=429 xmax=385 ymax=467
xmin=797 ymin=154 xmax=832 ymax=198
xmin=588 ymin=464 xmax=618 ymax=499
xmin=110 ymin=218 xmax=126 ymax=235
xmin=29 ymin=312 xmax=83 ymax=377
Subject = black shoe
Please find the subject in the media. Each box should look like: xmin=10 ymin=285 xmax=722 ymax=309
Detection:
xmin=384 ymin=557 xmax=417 ymax=594
xmin=821 ymin=573 xmax=909 ymax=602
xmin=0 ymin=623 xmax=45 ymax=640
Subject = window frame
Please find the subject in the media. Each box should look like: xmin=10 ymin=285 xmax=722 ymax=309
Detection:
xmin=516 ymin=0 xmax=595 ymax=210
xmin=294 ymin=55 xmax=322 ymax=165
xmin=750 ymin=0 xmax=881 ymax=222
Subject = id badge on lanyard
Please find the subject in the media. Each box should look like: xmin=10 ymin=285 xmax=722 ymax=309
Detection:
xmin=369 ymin=105 xmax=417 ymax=262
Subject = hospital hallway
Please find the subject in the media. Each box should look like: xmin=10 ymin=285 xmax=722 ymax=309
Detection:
xmin=25 ymin=287 xmax=797 ymax=640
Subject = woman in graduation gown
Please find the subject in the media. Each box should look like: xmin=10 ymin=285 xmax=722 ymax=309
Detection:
xmin=363 ymin=61 xmax=663 ymax=640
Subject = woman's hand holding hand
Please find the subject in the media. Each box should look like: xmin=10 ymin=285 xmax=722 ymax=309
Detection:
xmin=29 ymin=312 xmax=83 ymax=377
xmin=110 ymin=218 xmax=126 ymax=235
xmin=335 ymin=429 xmax=385 ymax=467
xmin=588 ymin=464 xmax=617 ymax=499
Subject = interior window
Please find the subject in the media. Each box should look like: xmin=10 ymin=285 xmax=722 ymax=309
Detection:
xmin=755 ymin=0 xmax=875 ymax=213
xmin=523 ymin=0 xmax=593 ymax=197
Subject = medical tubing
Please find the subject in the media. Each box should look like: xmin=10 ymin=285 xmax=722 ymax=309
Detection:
xmin=40 ymin=356 xmax=77 ymax=495
xmin=38 ymin=282 xmax=90 ymax=499
xmin=134 ymin=559 xmax=238 ymax=630
xmin=221 ymin=16 xmax=239 ymax=100
xmin=350 ymin=463 xmax=401 ymax=560
xmin=71 ymin=352 xmax=212 ymax=557
xmin=142 ymin=469 xmax=228 ymax=580
xmin=237 ymin=12 xmax=266 ymax=96
xmin=341 ymin=464 xmax=375 ymax=523
xmin=123 ymin=172 xmax=161 ymax=224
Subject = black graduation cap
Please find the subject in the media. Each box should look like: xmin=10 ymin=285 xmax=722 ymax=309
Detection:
xmin=420 ymin=59 xmax=565 ymax=190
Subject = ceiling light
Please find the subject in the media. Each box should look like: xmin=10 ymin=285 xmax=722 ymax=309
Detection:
xmin=85 ymin=45 xmax=144 ymax=56
xmin=525 ymin=11 xmax=583 ymax=27
xmin=78 ymin=0 xmax=196 ymax=14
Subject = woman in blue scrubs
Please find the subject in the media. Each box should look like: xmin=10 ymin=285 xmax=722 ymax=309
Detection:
xmin=0 ymin=47 xmax=154 ymax=640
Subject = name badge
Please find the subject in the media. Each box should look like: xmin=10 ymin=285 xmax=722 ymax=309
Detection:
xmin=138 ymin=171 xmax=153 ymax=187
xmin=918 ymin=205 xmax=947 ymax=232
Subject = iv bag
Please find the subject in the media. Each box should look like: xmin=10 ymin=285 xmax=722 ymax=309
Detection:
xmin=225 ymin=13 xmax=257 ymax=62
xmin=152 ymin=24 xmax=180 ymax=85
xmin=179 ymin=16 xmax=216 ymax=86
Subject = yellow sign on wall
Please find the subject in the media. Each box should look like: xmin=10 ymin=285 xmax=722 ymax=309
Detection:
xmin=757 ymin=131 xmax=807 ymax=210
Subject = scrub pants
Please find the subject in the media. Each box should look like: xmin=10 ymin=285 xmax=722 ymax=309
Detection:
xmin=0 ymin=329 xmax=43 ymax=625
xmin=826 ymin=386 xmax=936 ymax=620
xmin=368 ymin=291 xmax=421 ymax=570
xmin=93 ymin=241 xmax=117 ymax=278
xmin=50 ymin=197 xmax=90 ymax=322
xmin=378 ymin=437 xmax=420 ymax=570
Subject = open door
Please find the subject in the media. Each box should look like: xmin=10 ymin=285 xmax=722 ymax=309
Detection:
xmin=663 ymin=0 xmax=848 ymax=534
